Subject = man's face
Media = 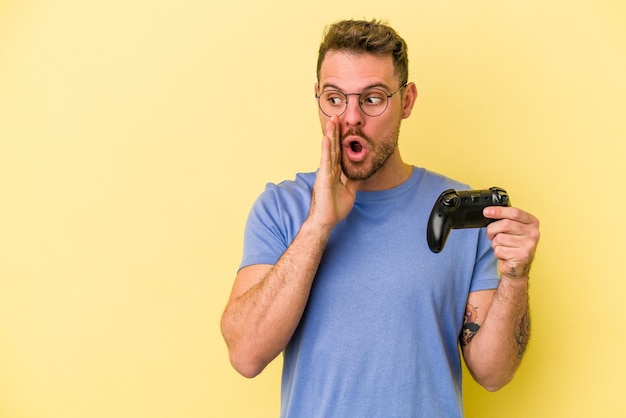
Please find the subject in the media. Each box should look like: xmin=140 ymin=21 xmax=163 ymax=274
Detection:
xmin=316 ymin=51 xmax=408 ymax=182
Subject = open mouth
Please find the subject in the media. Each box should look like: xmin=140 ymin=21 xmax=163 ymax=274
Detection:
xmin=350 ymin=141 xmax=363 ymax=153
xmin=344 ymin=137 xmax=367 ymax=162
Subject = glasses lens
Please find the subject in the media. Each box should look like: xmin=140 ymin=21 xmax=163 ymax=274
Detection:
xmin=359 ymin=89 xmax=388 ymax=117
xmin=318 ymin=91 xmax=347 ymax=117
xmin=317 ymin=88 xmax=392 ymax=117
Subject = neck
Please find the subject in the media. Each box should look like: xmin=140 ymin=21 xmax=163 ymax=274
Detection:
xmin=356 ymin=157 xmax=413 ymax=192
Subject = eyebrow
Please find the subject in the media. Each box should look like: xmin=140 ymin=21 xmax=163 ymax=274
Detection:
xmin=320 ymin=82 xmax=391 ymax=92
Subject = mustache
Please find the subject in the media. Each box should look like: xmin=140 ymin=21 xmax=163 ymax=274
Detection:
xmin=341 ymin=128 xmax=370 ymax=142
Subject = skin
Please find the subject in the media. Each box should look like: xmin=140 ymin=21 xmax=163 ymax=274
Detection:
xmin=220 ymin=51 xmax=540 ymax=391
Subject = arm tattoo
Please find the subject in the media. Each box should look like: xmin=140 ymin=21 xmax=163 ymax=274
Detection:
xmin=460 ymin=303 xmax=480 ymax=347
xmin=515 ymin=310 xmax=531 ymax=359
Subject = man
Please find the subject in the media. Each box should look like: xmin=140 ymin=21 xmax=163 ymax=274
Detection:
xmin=221 ymin=19 xmax=540 ymax=417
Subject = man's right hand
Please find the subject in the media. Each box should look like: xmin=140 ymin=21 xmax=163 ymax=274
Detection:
xmin=309 ymin=115 xmax=361 ymax=231
xmin=222 ymin=116 xmax=361 ymax=378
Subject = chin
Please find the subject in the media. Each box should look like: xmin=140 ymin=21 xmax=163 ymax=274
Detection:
xmin=341 ymin=163 xmax=376 ymax=181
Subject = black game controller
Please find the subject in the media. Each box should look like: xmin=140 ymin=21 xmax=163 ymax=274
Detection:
xmin=427 ymin=187 xmax=511 ymax=253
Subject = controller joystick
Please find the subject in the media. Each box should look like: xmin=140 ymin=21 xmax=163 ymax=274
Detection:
xmin=426 ymin=187 xmax=511 ymax=253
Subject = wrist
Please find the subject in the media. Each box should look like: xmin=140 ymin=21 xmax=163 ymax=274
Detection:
xmin=500 ymin=261 xmax=532 ymax=281
xmin=499 ymin=272 xmax=530 ymax=290
xmin=301 ymin=217 xmax=334 ymax=240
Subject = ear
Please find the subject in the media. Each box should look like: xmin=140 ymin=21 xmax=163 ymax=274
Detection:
xmin=401 ymin=82 xmax=418 ymax=119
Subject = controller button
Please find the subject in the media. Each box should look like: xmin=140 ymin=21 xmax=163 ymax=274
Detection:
xmin=442 ymin=194 xmax=458 ymax=206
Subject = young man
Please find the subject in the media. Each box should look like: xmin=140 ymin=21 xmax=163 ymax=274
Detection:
xmin=221 ymin=19 xmax=540 ymax=417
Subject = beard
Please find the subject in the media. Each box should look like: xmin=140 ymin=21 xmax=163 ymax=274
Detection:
xmin=341 ymin=126 xmax=401 ymax=181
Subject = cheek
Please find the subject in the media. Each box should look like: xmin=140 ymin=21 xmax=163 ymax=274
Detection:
xmin=366 ymin=118 xmax=389 ymax=136
xmin=372 ymin=116 xmax=401 ymax=140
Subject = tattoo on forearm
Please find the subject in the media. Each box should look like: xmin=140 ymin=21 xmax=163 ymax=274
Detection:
xmin=460 ymin=303 xmax=480 ymax=347
xmin=515 ymin=311 xmax=531 ymax=359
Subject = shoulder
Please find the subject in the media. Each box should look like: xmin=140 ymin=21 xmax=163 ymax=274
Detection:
xmin=256 ymin=171 xmax=316 ymax=210
xmin=249 ymin=171 xmax=316 ymax=226
xmin=411 ymin=166 xmax=471 ymax=196
xmin=264 ymin=171 xmax=316 ymax=196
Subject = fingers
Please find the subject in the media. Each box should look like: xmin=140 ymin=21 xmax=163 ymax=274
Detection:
xmin=484 ymin=206 xmax=540 ymax=279
xmin=484 ymin=207 xmax=539 ymax=236
xmin=319 ymin=134 xmax=331 ymax=176
xmin=484 ymin=206 xmax=536 ymax=225
xmin=310 ymin=116 xmax=358 ymax=229
xmin=319 ymin=116 xmax=337 ymax=176
xmin=325 ymin=116 xmax=341 ymax=173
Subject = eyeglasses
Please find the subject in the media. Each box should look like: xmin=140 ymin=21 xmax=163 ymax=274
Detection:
xmin=315 ymin=83 xmax=407 ymax=117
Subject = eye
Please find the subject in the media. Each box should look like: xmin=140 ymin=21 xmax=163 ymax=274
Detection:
xmin=322 ymin=91 xmax=346 ymax=106
xmin=361 ymin=89 xmax=386 ymax=106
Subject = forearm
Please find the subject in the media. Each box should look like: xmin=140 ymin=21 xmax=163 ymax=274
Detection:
xmin=463 ymin=276 xmax=530 ymax=391
xmin=221 ymin=219 xmax=331 ymax=377
xmin=223 ymin=116 xmax=361 ymax=377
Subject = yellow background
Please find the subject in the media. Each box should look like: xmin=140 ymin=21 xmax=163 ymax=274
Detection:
xmin=1 ymin=1 xmax=624 ymax=417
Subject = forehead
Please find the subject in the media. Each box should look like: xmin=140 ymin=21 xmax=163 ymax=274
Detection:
xmin=318 ymin=51 xmax=397 ymax=91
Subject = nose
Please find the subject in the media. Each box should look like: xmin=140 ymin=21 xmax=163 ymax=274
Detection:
xmin=343 ymin=95 xmax=364 ymax=126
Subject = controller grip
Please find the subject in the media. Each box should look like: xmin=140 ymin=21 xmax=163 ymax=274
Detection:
xmin=426 ymin=189 xmax=459 ymax=253
xmin=427 ymin=203 xmax=454 ymax=254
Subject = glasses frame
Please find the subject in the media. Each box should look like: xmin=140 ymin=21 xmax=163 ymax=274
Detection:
xmin=315 ymin=82 xmax=408 ymax=117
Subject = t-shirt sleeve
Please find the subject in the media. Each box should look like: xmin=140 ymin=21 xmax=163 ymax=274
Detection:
xmin=238 ymin=185 xmax=289 ymax=271
xmin=469 ymin=227 xmax=501 ymax=292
